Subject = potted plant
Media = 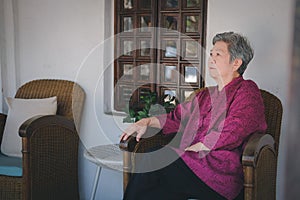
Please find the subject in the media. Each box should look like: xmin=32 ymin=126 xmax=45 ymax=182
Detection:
xmin=123 ymin=91 xmax=177 ymax=123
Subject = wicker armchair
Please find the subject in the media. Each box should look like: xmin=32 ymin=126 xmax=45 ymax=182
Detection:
xmin=0 ymin=79 xmax=85 ymax=200
xmin=120 ymin=89 xmax=282 ymax=200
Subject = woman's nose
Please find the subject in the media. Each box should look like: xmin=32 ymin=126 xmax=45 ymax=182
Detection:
xmin=208 ymin=56 xmax=215 ymax=63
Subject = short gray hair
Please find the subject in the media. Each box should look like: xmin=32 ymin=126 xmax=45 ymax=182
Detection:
xmin=212 ymin=32 xmax=254 ymax=75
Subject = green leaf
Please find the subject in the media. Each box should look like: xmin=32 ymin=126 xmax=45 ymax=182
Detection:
xmin=144 ymin=104 xmax=150 ymax=111
xmin=137 ymin=110 xmax=147 ymax=116
xmin=129 ymin=109 xmax=135 ymax=117
xmin=151 ymin=96 xmax=156 ymax=102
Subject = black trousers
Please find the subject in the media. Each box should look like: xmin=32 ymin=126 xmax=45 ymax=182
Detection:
xmin=123 ymin=147 xmax=226 ymax=200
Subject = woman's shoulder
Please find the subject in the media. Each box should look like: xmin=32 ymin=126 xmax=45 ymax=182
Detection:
xmin=240 ymin=78 xmax=260 ymax=91
xmin=236 ymin=78 xmax=262 ymax=100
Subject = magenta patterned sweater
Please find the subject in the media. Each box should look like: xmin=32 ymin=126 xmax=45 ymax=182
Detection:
xmin=156 ymin=76 xmax=267 ymax=199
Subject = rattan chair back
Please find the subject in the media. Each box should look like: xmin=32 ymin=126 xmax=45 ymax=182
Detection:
xmin=260 ymin=90 xmax=283 ymax=155
xmin=15 ymin=79 xmax=85 ymax=128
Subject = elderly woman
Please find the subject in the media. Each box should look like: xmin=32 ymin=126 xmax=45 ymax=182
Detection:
xmin=120 ymin=32 xmax=267 ymax=200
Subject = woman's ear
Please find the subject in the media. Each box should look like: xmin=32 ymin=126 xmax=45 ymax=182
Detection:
xmin=233 ymin=58 xmax=243 ymax=71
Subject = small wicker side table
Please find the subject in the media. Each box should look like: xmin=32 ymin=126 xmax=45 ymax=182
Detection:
xmin=84 ymin=144 xmax=123 ymax=200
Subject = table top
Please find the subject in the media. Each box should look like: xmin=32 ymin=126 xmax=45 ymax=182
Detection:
xmin=84 ymin=144 xmax=123 ymax=172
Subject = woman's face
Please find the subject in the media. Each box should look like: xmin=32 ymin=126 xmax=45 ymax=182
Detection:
xmin=208 ymin=41 xmax=240 ymax=84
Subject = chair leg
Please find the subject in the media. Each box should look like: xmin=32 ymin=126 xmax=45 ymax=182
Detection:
xmin=243 ymin=166 xmax=254 ymax=200
xmin=122 ymin=151 xmax=132 ymax=192
xmin=90 ymin=166 xmax=102 ymax=200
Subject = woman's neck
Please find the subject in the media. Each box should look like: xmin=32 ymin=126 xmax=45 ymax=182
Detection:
xmin=216 ymin=74 xmax=241 ymax=91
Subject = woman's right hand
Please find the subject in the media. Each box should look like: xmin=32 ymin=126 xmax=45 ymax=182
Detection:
xmin=120 ymin=117 xmax=161 ymax=142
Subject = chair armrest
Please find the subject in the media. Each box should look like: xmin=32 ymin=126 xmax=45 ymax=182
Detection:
xmin=19 ymin=114 xmax=75 ymax=138
xmin=18 ymin=114 xmax=79 ymax=200
xmin=119 ymin=126 xmax=173 ymax=192
xmin=0 ymin=113 xmax=7 ymax=122
xmin=119 ymin=127 xmax=173 ymax=153
xmin=119 ymin=135 xmax=138 ymax=152
xmin=0 ymin=113 xmax=7 ymax=145
xmin=242 ymin=132 xmax=275 ymax=167
xmin=242 ymin=132 xmax=277 ymax=200
xmin=119 ymin=127 xmax=161 ymax=152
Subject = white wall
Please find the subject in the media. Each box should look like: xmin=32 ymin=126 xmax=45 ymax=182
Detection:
xmin=1 ymin=0 xmax=124 ymax=199
xmin=0 ymin=0 xmax=18 ymax=113
xmin=0 ymin=0 xmax=294 ymax=199
xmin=0 ymin=0 xmax=3 ymax=112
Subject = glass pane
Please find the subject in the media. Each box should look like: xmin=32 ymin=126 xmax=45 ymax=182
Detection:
xmin=164 ymin=65 xmax=177 ymax=82
xmin=185 ymin=40 xmax=198 ymax=58
xmin=123 ymin=40 xmax=133 ymax=56
xmin=123 ymin=17 xmax=133 ymax=32
xmin=164 ymin=15 xmax=178 ymax=30
xmin=165 ymin=0 xmax=178 ymax=8
xmin=185 ymin=15 xmax=199 ymax=32
xmin=164 ymin=90 xmax=176 ymax=97
xmin=120 ymin=87 xmax=133 ymax=104
xmin=140 ymin=0 xmax=151 ymax=9
xmin=124 ymin=0 xmax=133 ymax=9
xmin=184 ymin=90 xmax=194 ymax=99
xmin=140 ymin=64 xmax=150 ymax=80
xmin=186 ymin=0 xmax=201 ymax=8
xmin=140 ymin=16 xmax=152 ymax=32
xmin=185 ymin=66 xmax=198 ymax=83
xmin=140 ymin=40 xmax=151 ymax=56
xmin=123 ymin=64 xmax=133 ymax=79
xmin=165 ymin=40 xmax=177 ymax=57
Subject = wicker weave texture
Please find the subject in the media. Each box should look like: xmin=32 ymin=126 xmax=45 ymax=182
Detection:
xmin=260 ymin=90 xmax=283 ymax=155
xmin=30 ymin=126 xmax=79 ymax=200
xmin=255 ymin=147 xmax=276 ymax=200
xmin=0 ymin=114 xmax=7 ymax=146
xmin=0 ymin=176 xmax=22 ymax=200
xmin=15 ymin=79 xmax=85 ymax=122
xmin=0 ymin=79 xmax=85 ymax=200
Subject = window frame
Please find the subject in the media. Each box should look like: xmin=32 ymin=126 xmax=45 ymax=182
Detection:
xmin=114 ymin=0 xmax=207 ymax=111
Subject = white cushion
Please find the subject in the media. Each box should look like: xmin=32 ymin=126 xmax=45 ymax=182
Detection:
xmin=1 ymin=96 xmax=57 ymax=157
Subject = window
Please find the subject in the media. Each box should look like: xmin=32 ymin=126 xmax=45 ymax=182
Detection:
xmin=114 ymin=0 xmax=207 ymax=111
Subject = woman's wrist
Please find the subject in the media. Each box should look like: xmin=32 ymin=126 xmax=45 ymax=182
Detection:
xmin=148 ymin=117 xmax=161 ymax=129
